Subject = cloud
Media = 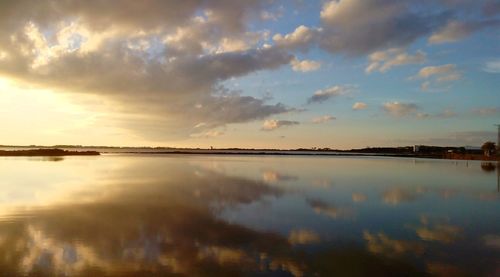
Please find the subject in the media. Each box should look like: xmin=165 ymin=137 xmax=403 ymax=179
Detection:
xmin=269 ymin=1 xmax=496 ymax=57
xmin=290 ymin=58 xmax=321 ymax=72
xmin=428 ymin=20 xmax=500 ymax=44
xmin=415 ymin=64 xmax=461 ymax=81
xmin=365 ymin=48 xmax=426 ymax=73
xmin=273 ymin=25 xmax=319 ymax=52
xmin=363 ymin=231 xmax=425 ymax=257
xmin=308 ymin=85 xmax=354 ymax=104
xmin=382 ymin=102 xmax=419 ymax=117
xmin=318 ymin=0 xmax=449 ymax=55
xmin=190 ymin=129 xmax=225 ymax=138
xmin=382 ymin=187 xmax=421 ymax=205
xmin=483 ymin=0 xmax=500 ymax=17
xmin=0 ymin=0 xmax=496 ymax=141
xmin=412 ymin=64 xmax=461 ymax=91
xmin=260 ymin=7 xmax=284 ymax=22
xmin=352 ymin=102 xmax=368 ymax=110
xmin=307 ymin=199 xmax=354 ymax=219
xmin=472 ymin=107 xmax=500 ymax=116
xmin=261 ymin=119 xmax=299 ymax=131
xmin=483 ymin=59 xmax=500 ymax=73
xmin=288 ymin=229 xmax=321 ymax=245
xmin=416 ymin=224 xmax=462 ymax=244
xmin=311 ymin=115 xmax=335 ymax=124
xmin=0 ymin=0 xmax=297 ymax=139
xmin=271 ymin=1 xmax=496 ymax=57
xmin=262 ymin=170 xmax=298 ymax=183
xmin=416 ymin=109 xmax=456 ymax=119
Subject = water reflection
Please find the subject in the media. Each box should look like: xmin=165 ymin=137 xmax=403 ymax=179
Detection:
xmin=0 ymin=155 xmax=498 ymax=276
xmin=481 ymin=162 xmax=496 ymax=173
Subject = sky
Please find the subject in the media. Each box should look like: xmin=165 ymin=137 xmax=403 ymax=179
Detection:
xmin=0 ymin=0 xmax=499 ymax=149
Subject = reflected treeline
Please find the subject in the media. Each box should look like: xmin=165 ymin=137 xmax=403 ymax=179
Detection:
xmin=0 ymin=161 xmax=428 ymax=276
xmin=480 ymin=161 xmax=500 ymax=192
xmin=26 ymin=156 xmax=65 ymax=162
xmin=480 ymin=162 xmax=497 ymax=173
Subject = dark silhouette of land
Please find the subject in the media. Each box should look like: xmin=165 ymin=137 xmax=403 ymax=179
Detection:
xmin=0 ymin=148 xmax=99 ymax=156
xmin=0 ymin=145 xmax=498 ymax=161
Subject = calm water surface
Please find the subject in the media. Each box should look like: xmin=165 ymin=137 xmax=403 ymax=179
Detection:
xmin=0 ymin=155 xmax=498 ymax=276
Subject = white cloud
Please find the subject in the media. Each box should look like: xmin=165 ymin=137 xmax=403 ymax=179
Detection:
xmin=483 ymin=59 xmax=500 ymax=73
xmin=412 ymin=64 xmax=461 ymax=91
xmin=291 ymin=58 xmax=321 ymax=72
xmin=352 ymin=102 xmax=368 ymax=110
xmin=365 ymin=48 xmax=426 ymax=73
xmin=416 ymin=64 xmax=460 ymax=80
xmin=382 ymin=102 xmax=419 ymax=117
xmin=308 ymin=85 xmax=354 ymax=104
xmin=261 ymin=119 xmax=299 ymax=131
xmin=273 ymin=25 xmax=319 ymax=51
xmin=260 ymin=7 xmax=284 ymax=22
xmin=311 ymin=115 xmax=335 ymax=124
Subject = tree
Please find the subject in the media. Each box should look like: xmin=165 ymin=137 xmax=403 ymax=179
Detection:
xmin=481 ymin=141 xmax=496 ymax=157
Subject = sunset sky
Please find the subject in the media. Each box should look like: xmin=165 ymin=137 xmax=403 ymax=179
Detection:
xmin=0 ymin=0 xmax=498 ymax=149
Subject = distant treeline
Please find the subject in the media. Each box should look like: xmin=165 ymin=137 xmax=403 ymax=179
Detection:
xmin=0 ymin=149 xmax=100 ymax=156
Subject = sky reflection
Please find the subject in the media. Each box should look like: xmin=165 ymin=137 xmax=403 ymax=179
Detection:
xmin=0 ymin=155 xmax=498 ymax=276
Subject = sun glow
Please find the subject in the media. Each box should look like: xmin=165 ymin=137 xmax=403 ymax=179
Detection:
xmin=0 ymin=78 xmax=132 ymax=146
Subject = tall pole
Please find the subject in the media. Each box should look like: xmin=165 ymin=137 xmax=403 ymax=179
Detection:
xmin=496 ymin=125 xmax=500 ymax=192
xmin=496 ymin=124 xmax=500 ymax=154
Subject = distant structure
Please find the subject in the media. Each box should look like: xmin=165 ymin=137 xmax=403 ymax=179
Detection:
xmin=413 ymin=145 xmax=421 ymax=153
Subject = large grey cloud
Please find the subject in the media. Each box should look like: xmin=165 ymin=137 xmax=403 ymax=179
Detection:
xmin=276 ymin=0 xmax=499 ymax=55
xmin=0 ymin=0 xmax=297 ymax=139
xmin=318 ymin=0 xmax=445 ymax=55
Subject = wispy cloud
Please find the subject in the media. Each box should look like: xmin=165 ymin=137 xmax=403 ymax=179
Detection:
xmin=366 ymin=48 xmax=426 ymax=73
xmin=472 ymin=107 xmax=500 ymax=116
xmin=261 ymin=119 xmax=299 ymax=131
xmin=288 ymin=229 xmax=321 ymax=245
xmin=429 ymin=20 xmax=500 ymax=44
xmin=412 ymin=64 xmax=461 ymax=91
xmin=417 ymin=109 xmax=456 ymax=119
xmin=190 ymin=129 xmax=225 ymax=138
xmin=382 ymin=102 xmax=419 ymax=117
xmin=307 ymin=85 xmax=355 ymax=104
xmin=291 ymin=58 xmax=321 ymax=72
xmin=311 ymin=115 xmax=336 ymax=124
xmin=352 ymin=102 xmax=368 ymax=110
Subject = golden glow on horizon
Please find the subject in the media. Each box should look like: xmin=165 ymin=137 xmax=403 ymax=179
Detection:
xmin=0 ymin=77 xmax=363 ymax=149
xmin=0 ymin=77 xmax=137 ymax=146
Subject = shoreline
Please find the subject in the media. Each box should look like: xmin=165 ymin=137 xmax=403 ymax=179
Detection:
xmin=0 ymin=148 xmax=497 ymax=162
xmin=113 ymin=150 xmax=499 ymax=162
xmin=0 ymin=149 xmax=100 ymax=157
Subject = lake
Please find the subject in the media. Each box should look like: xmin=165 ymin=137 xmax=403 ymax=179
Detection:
xmin=0 ymin=155 xmax=498 ymax=276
